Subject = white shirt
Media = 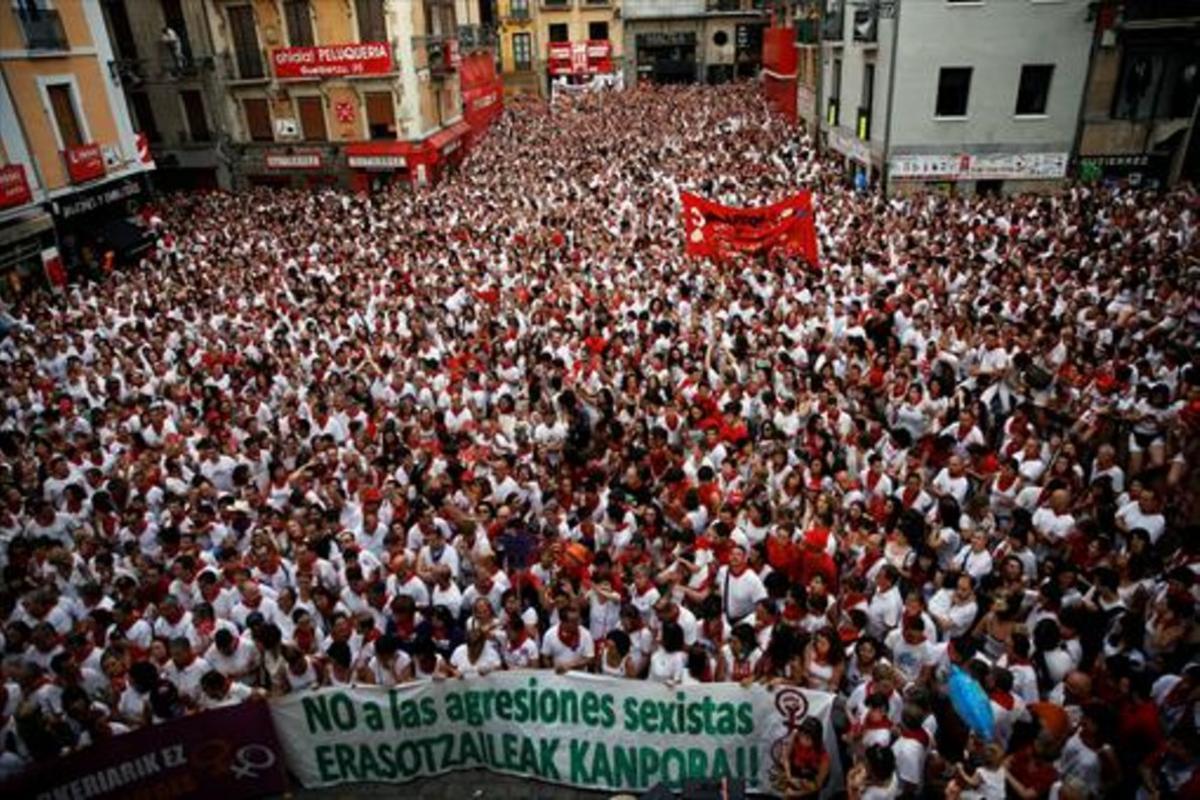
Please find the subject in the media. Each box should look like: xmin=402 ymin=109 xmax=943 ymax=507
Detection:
xmin=866 ymin=586 xmax=902 ymax=638
xmin=449 ymin=643 xmax=501 ymax=677
xmin=647 ymin=649 xmax=687 ymax=684
xmin=540 ymin=625 xmax=595 ymax=669
xmin=715 ymin=566 xmax=767 ymax=622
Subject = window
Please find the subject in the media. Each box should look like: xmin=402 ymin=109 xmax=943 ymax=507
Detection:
xmin=103 ymin=0 xmax=139 ymax=59
xmin=510 ymin=0 xmax=529 ymax=15
xmin=1114 ymin=47 xmax=1199 ymax=121
xmin=935 ymin=66 xmax=972 ymax=117
xmin=297 ymin=96 xmax=327 ymax=141
xmin=588 ymin=21 xmax=608 ymax=41
xmin=1015 ymin=64 xmax=1053 ymax=115
xmin=16 ymin=0 xmax=68 ymax=50
xmin=356 ymin=0 xmax=386 ymax=42
xmin=829 ymin=56 xmax=842 ymax=125
xmin=228 ymin=4 xmax=264 ymax=79
xmin=859 ymin=62 xmax=875 ymax=139
xmin=284 ymin=0 xmax=314 ymax=47
xmin=180 ymin=89 xmax=210 ymax=142
xmin=159 ymin=0 xmax=192 ymax=60
xmin=242 ymin=97 xmax=273 ymax=141
xmin=129 ymin=91 xmax=160 ymax=142
xmin=512 ymin=32 xmax=532 ymax=70
xmin=365 ymin=91 xmax=395 ymax=139
xmin=47 ymin=83 xmax=85 ymax=148
xmin=548 ymin=24 xmax=569 ymax=43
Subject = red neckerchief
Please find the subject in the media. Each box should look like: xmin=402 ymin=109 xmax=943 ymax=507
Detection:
xmin=990 ymin=690 xmax=1016 ymax=710
xmin=866 ymin=471 xmax=881 ymax=492
xmin=558 ymin=626 xmax=580 ymax=649
xmin=996 ymin=473 xmax=1017 ymax=492
xmin=728 ymin=563 xmax=749 ymax=578
xmin=901 ymin=727 xmax=930 ymax=746
xmin=902 ymin=486 xmax=920 ymax=507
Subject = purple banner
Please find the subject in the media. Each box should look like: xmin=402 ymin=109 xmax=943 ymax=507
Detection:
xmin=3 ymin=700 xmax=288 ymax=800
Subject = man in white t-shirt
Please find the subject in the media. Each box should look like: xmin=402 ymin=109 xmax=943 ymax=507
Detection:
xmin=715 ymin=545 xmax=767 ymax=624
xmin=540 ymin=608 xmax=594 ymax=673
xmin=162 ymin=638 xmax=212 ymax=702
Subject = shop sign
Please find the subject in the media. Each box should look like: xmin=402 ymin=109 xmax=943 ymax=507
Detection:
xmin=265 ymin=152 xmax=323 ymax=170
xmin=53 ymin=177 xmax=142 ymax=220
xmin=273 ymin=42 xmax=393 ymax=79
xmin=347 ymin=155 xmax=407 ymax=169
xmin=0 ymin=164 xmax=33 ymax=209
xmin=64 ymin=143 xmax=107 ymax=184
xmin=889 ymin=152 xmax=1068 ymax=181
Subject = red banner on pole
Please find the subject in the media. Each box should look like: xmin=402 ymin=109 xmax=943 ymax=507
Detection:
xmin=272 ymin=42 xmax=392 ymax=78
xmin=681 ymin=191 xmax=819 ymax=266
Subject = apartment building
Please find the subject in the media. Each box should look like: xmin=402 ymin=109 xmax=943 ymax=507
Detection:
xmin=1 ymin=0 xmax=156 ymax=296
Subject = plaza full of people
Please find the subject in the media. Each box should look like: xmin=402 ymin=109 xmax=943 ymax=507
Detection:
xmin=0 ymin=82 xmax=1199 ymax=799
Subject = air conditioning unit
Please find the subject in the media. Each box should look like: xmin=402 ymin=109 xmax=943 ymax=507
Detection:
xmin=274 ymin=118 xmax=299 ymax=138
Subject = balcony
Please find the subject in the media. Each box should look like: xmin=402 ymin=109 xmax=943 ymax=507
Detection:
xmin=457 ymin=25 xmax=499 ymax=52
xmin=822 ymin=11 xmax=843 ymax=41
xmin=852 ymin=8 xmax=877 ymax=43
xmin=17 ymin=7 xmax=68 ymax=51
xmin=417 ymin=35 xmax=460 ymax=78
xmin=505 ymin=3 xmax=532 ymax=20
xmin=542 ymin=0 xmax=571 ymax=9
xmin=221 ymin=50 xmax=268 ymax=82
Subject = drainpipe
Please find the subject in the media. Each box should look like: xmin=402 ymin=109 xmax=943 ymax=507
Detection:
xmin=880 ymin=0 xmax=901 ymax=196
xmin=1070 ymin=1 xmax=1105 ymax=180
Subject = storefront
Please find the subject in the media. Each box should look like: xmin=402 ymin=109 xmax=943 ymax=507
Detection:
xmin=50 ymin=174 xmax=155 ymax=280
xmin=1077 ymin=153 xmax=1171 ymax=188
xmin=242 ymin=150 xmax=339 ymax=190
xmin=345 ymin=120 xmax=472 ymax=192
xmin=0 ymin=173 xmax=56 ymax=298
xmin=460 ymin=53 xmax=504 ymax=147
xmin=635 ymin=32 xmax=697 ymax=85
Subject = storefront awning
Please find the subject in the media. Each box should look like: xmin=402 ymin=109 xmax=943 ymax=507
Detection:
xmin=426 ymin=121 xmax=472 ymax=157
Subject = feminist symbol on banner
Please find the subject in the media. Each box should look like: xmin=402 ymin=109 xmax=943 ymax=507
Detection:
xmin=768 ymin=687 xmax=810 ymax=791
xmin=192 ymin=739 xmax=278 ymax=780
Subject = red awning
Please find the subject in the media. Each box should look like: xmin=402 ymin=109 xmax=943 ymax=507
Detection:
xmin=425 ymin=121 xmax=472 ymax=156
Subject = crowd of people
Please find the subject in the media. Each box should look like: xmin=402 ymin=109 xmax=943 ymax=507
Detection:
xmin=0 ymin=82 xmax=1198 ymax=799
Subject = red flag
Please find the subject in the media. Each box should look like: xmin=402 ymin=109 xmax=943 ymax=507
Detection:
xmin=681 ymin=191 xmax=819 ymax=267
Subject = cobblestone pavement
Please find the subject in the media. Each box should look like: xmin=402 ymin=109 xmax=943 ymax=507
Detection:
xmin=288 ymin=771 xmax=624 ymax=799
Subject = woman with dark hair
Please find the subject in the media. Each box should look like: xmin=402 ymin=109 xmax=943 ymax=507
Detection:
xmin=716 ymin=622 xmax=760 ymax=684
xmin=648 ymin=621 xmax=687 ymax=684
xmin=782 ymin=717 xmax=830 ymax=799
xmin=847 ymin=744 xmax=898 ymax=800
xmin=1032 ymin=618 xmax=1075 ymax=696
xmin=803 ymin=626 xmax=846 ymax=692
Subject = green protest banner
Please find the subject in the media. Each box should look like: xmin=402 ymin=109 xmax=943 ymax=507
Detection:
xmin=270 ymin=673 xmax=840 ymax=795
